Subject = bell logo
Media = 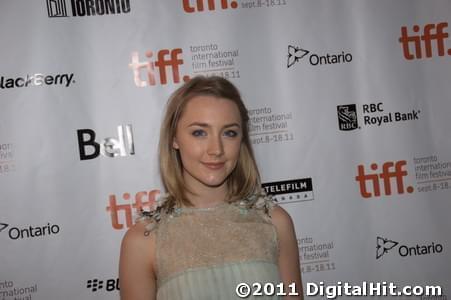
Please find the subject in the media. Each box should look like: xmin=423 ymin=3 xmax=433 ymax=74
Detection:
xmin=355 ymin=160 xmax=414 ymax=198
xmin=106 ymin=190 xmax=159 ymax=230
xmin=77 ymin=125 xmax=135 ymax=160
xmin=182 ymin=0 xmax=238 ymax=13
xmin=129 ymin=48 xmax=190 ymax=87
xmin=399 ymin=22 xmax=450 ymax=60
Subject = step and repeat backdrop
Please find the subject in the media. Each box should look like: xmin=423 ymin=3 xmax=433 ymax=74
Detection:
xmin=1 ymin=0 xmax=450 ymax=299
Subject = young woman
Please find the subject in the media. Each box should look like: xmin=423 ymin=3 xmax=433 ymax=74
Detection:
xmin=119 ymin=76 xmax=303 ymax=299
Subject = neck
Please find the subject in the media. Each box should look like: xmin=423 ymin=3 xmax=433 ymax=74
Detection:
xmin=184 ymin=182 xmax=229 ymax=208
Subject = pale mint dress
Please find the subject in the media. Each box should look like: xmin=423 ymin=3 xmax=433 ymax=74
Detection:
xmin=142 ymin=195 xmax=282 ymax=299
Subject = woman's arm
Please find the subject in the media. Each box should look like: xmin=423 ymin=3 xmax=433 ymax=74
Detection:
xmin=271 ymin=205 xmax=304 ymax=300
xmin=119 ymin=222 xmax=157 ymax=300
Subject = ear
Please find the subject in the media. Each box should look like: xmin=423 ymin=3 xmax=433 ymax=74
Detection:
xmin=172 ymin=138 xmax=179 ymax=149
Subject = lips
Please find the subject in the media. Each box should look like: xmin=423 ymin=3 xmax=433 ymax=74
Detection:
xmin=202 ymin=162 xmax=225 ymax=170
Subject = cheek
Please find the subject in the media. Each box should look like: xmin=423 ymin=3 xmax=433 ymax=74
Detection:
xmin=226 ymin=141 xmax=242 ymax=160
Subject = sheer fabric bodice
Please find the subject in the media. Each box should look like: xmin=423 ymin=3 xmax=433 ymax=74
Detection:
xmin=143 ymin=196 xmax=281 ymax=299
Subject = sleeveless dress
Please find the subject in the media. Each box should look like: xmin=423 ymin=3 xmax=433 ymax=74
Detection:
xmin=140 ymin=194 xmax=281 ymax=300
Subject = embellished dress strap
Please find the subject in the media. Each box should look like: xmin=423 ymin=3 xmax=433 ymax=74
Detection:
xmin=136 ymin=192 xmax=170 ymax=236
xmin=233 ymin=190 xmax=277 ymax=221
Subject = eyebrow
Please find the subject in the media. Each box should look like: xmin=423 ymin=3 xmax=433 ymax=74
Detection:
xmin=187 ymin=122 xmax=241 ymax=129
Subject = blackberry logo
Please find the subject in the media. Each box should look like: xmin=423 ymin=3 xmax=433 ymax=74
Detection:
xmin=87 ymin=279 xmax=104 ymax=292
xmin=337 ymin=104 xmax=359 ymax=131
xmin=86 ymin=278 xmax=119 ymax=292
xmin=376 ymin=236 xmax=398 ymax=259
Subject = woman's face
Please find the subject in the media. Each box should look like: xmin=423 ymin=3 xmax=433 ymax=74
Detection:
xmin=173 ymin=95 xmax=242 ymax=192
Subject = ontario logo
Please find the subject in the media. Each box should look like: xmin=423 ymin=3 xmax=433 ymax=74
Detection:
xmin=376 ymin=236 xmax=443 ymax=260
xmin=46 ymin=0 xmax=130 ymax=18
xmin=0 ymin=222 xmax=61 ymax=240
xmin=262 ymin=178 xmax=314 ymax=204
xmin=287 ymin=44 xmax=352 ymax=68
xmin=129 ymin=48 xmax=190 ymax=87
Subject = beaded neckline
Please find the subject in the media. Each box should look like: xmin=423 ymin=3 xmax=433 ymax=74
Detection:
xmin=178 ymin=201 xmax=229 ymax=212
xmin=138 ymin=191 xmax=276 ymax=235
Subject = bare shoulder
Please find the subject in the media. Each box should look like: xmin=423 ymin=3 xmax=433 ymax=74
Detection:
xmin=270 ymin=205 xmax=295 ymax=231
xmin=121 ymin=221 xmax=156 ymax=254
xmin=119 ymin=221 xmax=158 ymax=299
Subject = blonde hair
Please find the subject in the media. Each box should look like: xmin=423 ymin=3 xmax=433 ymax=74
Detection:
xmin=159 ymin=76 xmax=261 ymax=209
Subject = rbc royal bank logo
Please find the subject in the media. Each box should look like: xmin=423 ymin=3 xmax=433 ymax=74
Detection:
xmin=355 ymin=160 xmax=414 ymax=198
xmin=129 ymin=48 xmax=190 ymax=87
xmin=337 ymin=104 xmax=358 ymax=131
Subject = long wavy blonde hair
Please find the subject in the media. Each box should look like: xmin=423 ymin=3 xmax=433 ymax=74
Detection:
xmin=159 ymin=76 xmax=261 ymax=209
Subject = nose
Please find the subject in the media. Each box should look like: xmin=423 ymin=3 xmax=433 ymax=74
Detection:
xmin=207 ymin=135 xmax=224 ymax=157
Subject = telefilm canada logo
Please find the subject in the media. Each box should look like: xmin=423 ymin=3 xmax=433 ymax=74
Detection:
xmin=0 ymin=73 xmax=74 ymax=90
xmin=76 ymin=124 xmax=135 ymax=160
xmin=287 ymin=45 xmax=352 ymax=68
xmin=46 ymin=0 xmax=130 ymax=18
xmin=399 ymin=22 xmax=450 ymax=60
xmin=0 ymin=222 xmax=61 ymax=240
xmin=355 ymin=160 xmax=414 ymax=199
xmin=337 ymin=102 xmax=421 ymax=131
xmin=86 ymin=278 xmax=119 ymax=292
xmin=376 ymin=236 xmax=443 ymax=260
xmin=106 ymin=189 xmax=160 ymax=230
xmin=262 ymin=178 xmax=314 ymax=204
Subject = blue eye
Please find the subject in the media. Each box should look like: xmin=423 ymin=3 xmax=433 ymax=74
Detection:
xmin=192 ymin=129 xmax=206 ymax=137
xmin=224 ymin=130 xmax=238 ymax=137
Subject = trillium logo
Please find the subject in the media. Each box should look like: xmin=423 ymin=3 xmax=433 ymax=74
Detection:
xmin=287 ymin=45 xmax=310 ymax=68
xmin=376 ymin=236 xmax=399 ymax=259
xmin=0 ymin=223 xmax=8 ymax=233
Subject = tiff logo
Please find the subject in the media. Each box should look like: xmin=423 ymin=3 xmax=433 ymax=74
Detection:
xmin=129 ymin=49 xmax=190 ymax=87
xmin=183 ymin=0 xmax=238 ymax=13
xmin=106 ymin=190 xmax=159 ymax=230
xmin=399 ymin=22 xmax=450 ymax=60
xmin=47 ymin=0 xmax=68 ymax=17
xmin=355 ymin=160 xmax=414 ymax=198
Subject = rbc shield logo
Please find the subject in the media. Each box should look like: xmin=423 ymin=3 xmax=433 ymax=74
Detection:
xmin=337 ymin=104 xmax=358 ymax=131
